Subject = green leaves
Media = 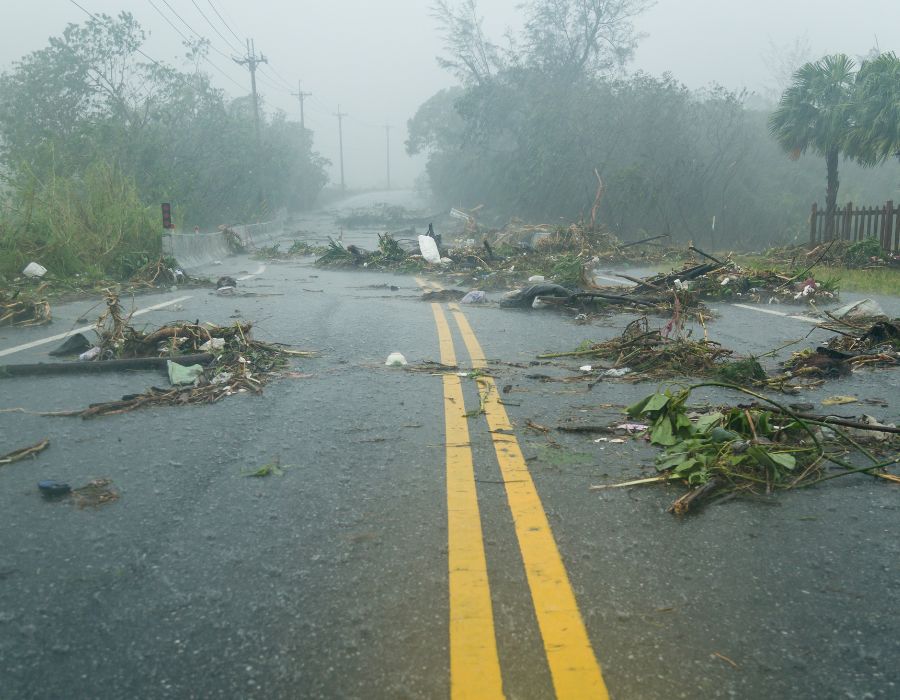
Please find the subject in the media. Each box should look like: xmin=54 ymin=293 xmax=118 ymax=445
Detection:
xmin=629 ymin=388 xmax=808 ymax=488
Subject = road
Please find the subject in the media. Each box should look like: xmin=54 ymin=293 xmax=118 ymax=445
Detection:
xmin=1 ymin=193 xmax=898 ymax=699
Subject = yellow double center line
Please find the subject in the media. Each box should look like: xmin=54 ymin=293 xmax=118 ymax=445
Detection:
xmin=430 ymin=295 xmax=609 ymax=700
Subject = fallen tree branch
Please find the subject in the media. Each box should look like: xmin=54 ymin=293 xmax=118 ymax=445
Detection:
xmin=0 ymin=438 xmax=50 ymax=465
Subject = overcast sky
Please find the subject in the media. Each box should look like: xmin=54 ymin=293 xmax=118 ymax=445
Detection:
xmin=2 ymin=1 xmax=897 ymax=189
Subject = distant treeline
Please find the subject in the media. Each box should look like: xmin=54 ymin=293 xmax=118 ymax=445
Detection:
xmin=409 ymin=0 xmax=898 ymax=250
xmin=0 ymin=12 xmax=328 ymax=278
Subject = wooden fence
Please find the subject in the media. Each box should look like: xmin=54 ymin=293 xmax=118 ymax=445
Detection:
xmin=809 ymin=200 xmax=899 ymax=252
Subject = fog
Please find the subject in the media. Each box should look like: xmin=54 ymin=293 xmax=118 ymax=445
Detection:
xmin=2 ymin=1 xmax=897 ymax=190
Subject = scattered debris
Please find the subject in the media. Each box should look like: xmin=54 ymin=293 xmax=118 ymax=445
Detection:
xmin=22 ymin=262 xmax=47 ymax=279
xmin=0 ymin=289 xmax=51 ymax=327
xmin=38 ymin=480 xmax=71 ymax=498
xmin=540 ymin=318 xmax=752 ymax=382
xmin=460 ymin=290 xmax=487 ymax=304
xmin=385 ymin=352 xmax=408 ymax=367
xmin=71 ymin=478 xmax=119 ymax=508
xmin=594 ymin=384 xmax=899 ymax=514
xmin=216 ymin=275 xmax=237 ymax=293
xmin=242 ymin=457 xmax=291 ymax=477
xmin=49 ymin=333 xmax=92 ymax=357
xmin=1 ymin=438 xmax=50 ymax=466
xmin=421 ymin=289 xmax=466 ymax=302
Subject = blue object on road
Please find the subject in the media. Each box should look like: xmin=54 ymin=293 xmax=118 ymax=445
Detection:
xmin=38 ymin=480 xmax=71 ymax=497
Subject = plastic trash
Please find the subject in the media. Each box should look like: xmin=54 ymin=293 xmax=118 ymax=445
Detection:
xmin=460 ymin=290 xmax=487 ymax=304
xmin=601 ymin=367 xmax=631 ymax=377
xmin=23 ymin=262 xmax=47 ymax=278
xmin=211 ymin=371 xmax=233 ymax=385
xmin=579 ymin=365 xmax=593 ymax=372
xmin=200 ymin=338 xmax=226 ymax=352
xmin=500 ymin=283 xmax=571 ymax=309
xmin=528 ymin=275 xmax=546 ymax=283
xmin=38 ymin=480 xmax=71 ymax=498
xmin=79 ymin=347 xmax=101 ymax=361
xmin=167 ymin=360 xmax=204 ymax=385
xmin=50 ymin=333 xmax=92 ymax=357
xmin=385 ymin=352 xmax=408 ymax=367
xmin=831 ymin=298 xmax=886 ymax=320
xmin=417 ymin=235 xmax=441 ymax=264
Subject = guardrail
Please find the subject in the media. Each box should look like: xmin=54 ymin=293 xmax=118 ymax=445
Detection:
xmin=162 ymin=218 xmax=285 ymax=269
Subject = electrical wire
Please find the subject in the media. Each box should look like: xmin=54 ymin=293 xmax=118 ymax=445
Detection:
xmin=145 ymin=0 xmax=247 ymax=92
xmin=206 ymin=0 xmax=246 ymax=48
xmin=68 ymin=0 xmax=165 ymax=70
xmin=190 ymin=0 xmax=243 ymax=54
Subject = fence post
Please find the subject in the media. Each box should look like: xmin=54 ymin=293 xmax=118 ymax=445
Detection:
xmin=809 ymin=202 xmax=817 ymax=247
xmin=841 ymin=202 xmax=852 ymax=241
xmin=884 ymin=200 xmax=894 ymax=252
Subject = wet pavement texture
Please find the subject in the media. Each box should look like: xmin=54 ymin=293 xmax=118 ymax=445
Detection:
xmin=0 ymin=193 xmax=898 ymax=699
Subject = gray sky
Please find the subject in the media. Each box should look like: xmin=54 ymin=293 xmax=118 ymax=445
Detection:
xmin=2 ymin=1 xmax=898 ymax=189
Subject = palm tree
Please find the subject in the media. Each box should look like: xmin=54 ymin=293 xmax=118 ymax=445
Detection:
xmin=848 ymin=52 xmax=900 ymax=166
xmin=769 ymin=54 xmax=857 ymax=240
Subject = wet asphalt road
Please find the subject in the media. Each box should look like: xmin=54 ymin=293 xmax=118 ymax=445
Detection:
xmin=1 ymin=197 xmax=898 ymax=699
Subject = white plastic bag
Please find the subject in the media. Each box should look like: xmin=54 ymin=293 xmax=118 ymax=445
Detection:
xmin=23 ymin=262 xmax=47 ymax=278
xmin=417 ymin=235 xmax=441 ymax=264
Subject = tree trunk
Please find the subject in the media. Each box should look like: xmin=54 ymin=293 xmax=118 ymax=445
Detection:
xmin=824 ymin=148 xmax=840 ymax=240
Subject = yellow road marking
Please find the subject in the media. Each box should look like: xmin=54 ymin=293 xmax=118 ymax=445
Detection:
xmin=431 ymin=303 xmax=505 ymax=699
xmin=449 ymin=303 xmax=609 ymax=700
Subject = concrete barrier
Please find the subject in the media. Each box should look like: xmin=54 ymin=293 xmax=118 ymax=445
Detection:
xmin=162 ymin=219 xmax=285 ymax=270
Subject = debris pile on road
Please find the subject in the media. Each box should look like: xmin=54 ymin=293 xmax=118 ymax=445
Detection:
xmin=0 ymin=289 xmax=51 ymax=326
xmin=634 ymin=253 xmax=839 ymax=305
xmin=539 ymin=317 xmax=761 ymax=382
xmin=783 ymin=317 xmax=900 ymax=379
xmin=594 ymin=384 xmax=899 ymax=514
xmin=6 ymin=292 xmax=316 ymax=416
xmin=316 ymin=234 xmax=422 ymax=271
xmin=253 ymin=241 xmax=328 ymax=260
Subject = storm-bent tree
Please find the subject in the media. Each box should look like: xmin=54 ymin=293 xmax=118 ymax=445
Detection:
xmin=768 ymin=54 xmax=857 ymax=239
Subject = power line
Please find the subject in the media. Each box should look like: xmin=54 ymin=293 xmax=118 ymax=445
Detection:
xmin=190 ymin=0 xmax=243 ymax=54
xmin=68 ymin=0 xmax=164 ymax=70
xmin=206 ymin=0 xmax=245 ymax=48
xmin=145 ymin=0 xmax=246 ymax=92
xmin=157 ymin=0 xmax=236 ymax=64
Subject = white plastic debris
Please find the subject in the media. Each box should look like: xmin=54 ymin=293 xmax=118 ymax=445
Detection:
xmin=460 ymin=290 xmax=486 ymax=304
xmin=79 ymin=346 xmax=101 ymax=361
xmin=417 ymin=235 xmax=441 ymax=264
xmin=615 ymin=422 xmax=649 ymax=432
xmin=528 ymin=275 xmax=546 ymax=283
xmin=200 ymin=338 xmax=226 ymax=352
xmin=602 ymin=367 xmax=632 ymax=377
xmin=579 ymin=365 xmax=593 ymax=372
xmin=385 ymin=352 xmax=408 ymax=367
xmin=22 ymin=262 xmax=47 ymax=278
xmin=720 ymin=277 xmax=731 ymax=286
xmin=673 ymin=279 xmax=684 ymax=291
xmin=211 ymin=371 xmax=233 ymax=385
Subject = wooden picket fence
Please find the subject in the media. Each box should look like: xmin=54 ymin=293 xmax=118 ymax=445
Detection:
xmin=809 ymin=200 xmax=899 ymax=252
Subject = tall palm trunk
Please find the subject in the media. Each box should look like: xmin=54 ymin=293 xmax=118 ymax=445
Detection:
xmin=824 ymin=147 xmax=840 ymax=240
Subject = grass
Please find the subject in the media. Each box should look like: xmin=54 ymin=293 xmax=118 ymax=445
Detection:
xmin=807 ymin=266 xmax=900 ymax=296
xmin=0 ymin=160 xmax=160 ymax=281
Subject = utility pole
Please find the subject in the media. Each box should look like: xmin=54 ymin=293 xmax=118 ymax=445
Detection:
xmin=233 ymin=39 xmax=267 ymax=146
xmin=292 ymin=81 xmax=312 ymax=130
xmin=334 ymin=105 xmax=347 ymax=191
xmin=384 ymin=124 xmax=392 ymax=190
